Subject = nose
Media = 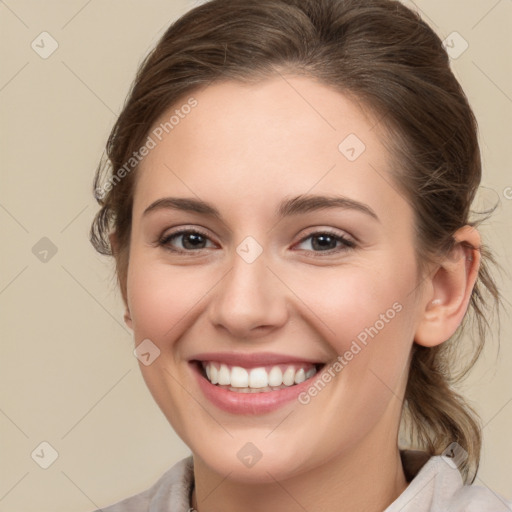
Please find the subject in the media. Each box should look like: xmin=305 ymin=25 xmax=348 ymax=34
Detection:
xmin=207 ymin=249 xmax=289 ymax=341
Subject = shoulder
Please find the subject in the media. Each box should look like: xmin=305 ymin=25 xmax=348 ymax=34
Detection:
xmin=386 ymin=451 xmax=511 ymax=512
xmin=90 ymin=455 xmax=194 ymax=512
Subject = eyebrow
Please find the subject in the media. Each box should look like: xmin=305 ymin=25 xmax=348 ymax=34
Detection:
xmin=143 ymin=194 xmax=379 ymax=222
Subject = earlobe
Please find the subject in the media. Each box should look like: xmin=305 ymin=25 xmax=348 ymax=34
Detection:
xmin=124 ymin=308 xmax=133 ymax=329
xmin=110 ymin=230 xmax=132 ymax=327
xmin=414 ymin=226 xmax=481 ymax=348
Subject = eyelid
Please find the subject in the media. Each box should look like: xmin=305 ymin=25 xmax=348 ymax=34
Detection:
xmin=157 ymin=226 xmax=357 ymax=255
xmin=293 ymin=228 xmax=356 ymax=253
xmin=297 ymin=226 xmax=355 ymax=243
xmin=157 ymin=226 xmax=217 ymax=251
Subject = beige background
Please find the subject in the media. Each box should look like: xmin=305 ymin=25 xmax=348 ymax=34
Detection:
xmin=0 ymin=1 xmax=511 ymax=510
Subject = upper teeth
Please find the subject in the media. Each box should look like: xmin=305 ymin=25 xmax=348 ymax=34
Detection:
xmin=202 ymin=362 xmax=318 ymax=388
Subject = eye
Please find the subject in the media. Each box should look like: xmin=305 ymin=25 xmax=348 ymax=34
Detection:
xmin=157 ymin=228 xmax=355 ymax=255
xmin=158 ymin=228 xmax=216 ymax=252
xmin=294 ymin=230 xmax=356 ymax=254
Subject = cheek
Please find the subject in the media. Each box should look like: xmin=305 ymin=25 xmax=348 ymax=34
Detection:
xmin=291 ymin=255 xmax=419 ymax=402
xmin=127 ymin=254 xmax=199 ymax=338
xmin=293 ymin=258 xmax=416 ymax=346
xmin=126 ymin=249 xmax=228 ymax=351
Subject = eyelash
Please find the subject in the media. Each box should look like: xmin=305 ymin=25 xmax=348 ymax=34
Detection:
xmin=157 ymin=228 xmax=356 ymax=256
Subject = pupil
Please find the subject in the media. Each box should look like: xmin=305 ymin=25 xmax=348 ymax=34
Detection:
xmin=313 ymin=234 xmax=336 ymax=251
xmin=181 ymin=234 xmax=338 ymax=251
xmin=184 ymin=233 xmax=205 ymax=249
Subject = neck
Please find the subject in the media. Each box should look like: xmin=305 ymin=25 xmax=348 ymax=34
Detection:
xmin=191 ymin=431 xmax=408 ymax=512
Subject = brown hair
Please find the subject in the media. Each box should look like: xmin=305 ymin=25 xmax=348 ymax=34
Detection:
xmin=90 ymin=0 xmax=501 ymax=483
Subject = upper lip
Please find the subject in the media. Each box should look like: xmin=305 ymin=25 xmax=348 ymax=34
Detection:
xmin=189 ymin=352 xmax=325 ymax=368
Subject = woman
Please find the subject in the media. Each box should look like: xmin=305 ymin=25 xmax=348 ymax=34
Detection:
xmin=90 ymin=0 xmax=508 ymax=510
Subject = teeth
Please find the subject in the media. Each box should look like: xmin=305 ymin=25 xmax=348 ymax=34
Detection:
xmin=282 ymin=366 xmax=295 ymax=386
xmin=231 ymin=366 xmax=249 ymax=387
xmin=268 ymin=366 xmax=283 ymax=387
xmin=248 ymin=367 xmax=268 ymax=388
xmin=294 ymin=368 xmax=306 ymax=384
xmin=210 ymin=364 xmax=218 ymax=384
xmin=201 ymin=361 xmax=319 ymax=390
xmin=305 ymin=367 xmax=316 ymax=379
xmin=218 ymin=364 xmax=230 ymax=385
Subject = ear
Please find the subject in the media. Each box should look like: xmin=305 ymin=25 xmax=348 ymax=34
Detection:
xmin=124 ymin=308 xmax=133 ymax=329
xmin=109 ymin=231 xmax=133 ymax=329
xmin=414 ymin=225 xmax=481 ymax=347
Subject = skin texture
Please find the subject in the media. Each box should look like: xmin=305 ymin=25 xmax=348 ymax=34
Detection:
xmin=118 ymin=76 xmax=481 ymax=512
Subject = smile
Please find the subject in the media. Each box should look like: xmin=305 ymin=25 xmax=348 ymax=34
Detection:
xmin=189 ymin=353 xmax=328 ymax=415
xmin=201 ymin=361 xmax=320 ymax=393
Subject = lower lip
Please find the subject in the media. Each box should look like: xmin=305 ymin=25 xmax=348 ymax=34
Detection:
xmin=190 ymin=362 xmax=323 ymax=415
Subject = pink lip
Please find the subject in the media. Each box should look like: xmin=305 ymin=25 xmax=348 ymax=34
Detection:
xmin=189 ymin=359 xmax=325 ymax=415
xmin=189 ymin=351 xmax=323 ymax=368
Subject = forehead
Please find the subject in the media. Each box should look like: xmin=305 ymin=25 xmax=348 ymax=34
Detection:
xmin=133 ymin=76 xmax=408 ymax=223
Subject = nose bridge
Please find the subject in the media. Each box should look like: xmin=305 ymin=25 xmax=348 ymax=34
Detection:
xmin=209 ymin=242 xmax=288 ymax=338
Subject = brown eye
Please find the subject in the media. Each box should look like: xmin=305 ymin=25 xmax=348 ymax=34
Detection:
xmin=295 ymin=231 xmax=356 ymax=254
xmin=159 ymin=229 xmax=215 ymax=252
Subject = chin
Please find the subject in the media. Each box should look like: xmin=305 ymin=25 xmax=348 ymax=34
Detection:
xmin=191 ymin=439 xmax=319 ymax=484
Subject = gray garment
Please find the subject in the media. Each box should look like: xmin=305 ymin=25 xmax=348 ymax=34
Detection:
xmin=93 ymin=451 xmax=511 ymax=511
xmin=93 ymin=456 xmax=194 ymax=512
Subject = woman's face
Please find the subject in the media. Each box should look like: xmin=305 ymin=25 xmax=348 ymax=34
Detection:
xmin=125 ymin=76 xmax=428 ymax=482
